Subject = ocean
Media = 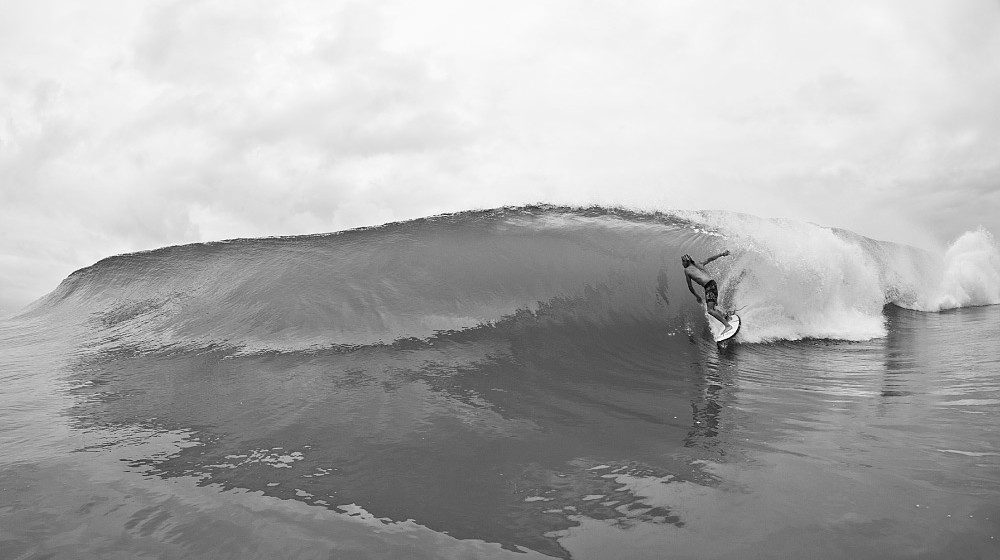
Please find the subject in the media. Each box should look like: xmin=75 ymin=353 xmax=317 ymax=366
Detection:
xmin=2 ymin=205 xmax=998 ymax=559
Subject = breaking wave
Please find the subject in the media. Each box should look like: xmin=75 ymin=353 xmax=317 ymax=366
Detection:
xmin=15 ymin=205 xmax=1000 ymax=348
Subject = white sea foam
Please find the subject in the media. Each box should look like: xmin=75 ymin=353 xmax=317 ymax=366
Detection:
xmin=693 ymin=212 xmax=999 ymax=342
xmin=696 ymin=213 xmax=887 ymax=342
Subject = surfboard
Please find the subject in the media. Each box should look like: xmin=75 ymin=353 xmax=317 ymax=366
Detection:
xmin=712 ymin=313 xmax=741 ymax=343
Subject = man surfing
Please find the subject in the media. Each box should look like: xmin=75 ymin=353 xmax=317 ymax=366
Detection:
xmin=682 ymin=250 xmax=734 ymax=336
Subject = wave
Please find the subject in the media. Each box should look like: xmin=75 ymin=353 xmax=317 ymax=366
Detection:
xmin=14 ymin=205 xmax=1000 ymax=349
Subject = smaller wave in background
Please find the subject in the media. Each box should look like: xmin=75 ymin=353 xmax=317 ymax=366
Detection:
xmin=918 ymin=227 xmax=1000 ymax=311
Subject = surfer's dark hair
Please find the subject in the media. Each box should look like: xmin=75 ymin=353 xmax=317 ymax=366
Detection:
xmin=681 ymin=254 xmax=692 ymax=267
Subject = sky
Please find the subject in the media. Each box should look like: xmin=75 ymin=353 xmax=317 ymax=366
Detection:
xmin=2 ymin=0 xmax=1000 ymax=314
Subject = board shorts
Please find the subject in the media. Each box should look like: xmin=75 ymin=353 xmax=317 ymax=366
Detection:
xmin=704 ymin=280 xmax=719 ymax=305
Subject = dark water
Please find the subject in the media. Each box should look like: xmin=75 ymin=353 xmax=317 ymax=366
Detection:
xmin=2 ymin=206 xmax=999 ymax=559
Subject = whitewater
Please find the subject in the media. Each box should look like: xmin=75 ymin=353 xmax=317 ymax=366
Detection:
xmin=2 ymin=205 xmax=999 ymax=559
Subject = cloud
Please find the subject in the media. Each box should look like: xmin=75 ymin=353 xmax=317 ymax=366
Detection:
xmin=123 ymin=0 xmax=481 ymax=222
xmin=2 ymin=0 xmax=1000 ymax=312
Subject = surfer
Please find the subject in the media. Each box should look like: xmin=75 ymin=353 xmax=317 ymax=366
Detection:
xmin=682 ymin=250 xmax=734 ymax=336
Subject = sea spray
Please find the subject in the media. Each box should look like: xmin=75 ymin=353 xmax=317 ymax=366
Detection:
xmin=920 ymin=227 xmax=1000 ymax=311
xmin=691 ymin=212 xmax=888 ymax=342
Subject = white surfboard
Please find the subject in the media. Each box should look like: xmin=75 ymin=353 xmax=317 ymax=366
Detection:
xmin=712 ymin=313 xmax=741 ymax=343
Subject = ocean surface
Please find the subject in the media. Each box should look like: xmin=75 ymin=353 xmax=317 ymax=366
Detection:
xmin=2 ymin=205 xmax=999 ymax=559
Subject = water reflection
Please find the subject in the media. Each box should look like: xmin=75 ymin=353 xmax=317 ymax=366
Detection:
xmin=62 ymin=313 xmax=731 ymax=557
xmin=53 ymin=305 xmax=1000 ymax=558
xmin=684 ymin=342 xmax=736 ymax=453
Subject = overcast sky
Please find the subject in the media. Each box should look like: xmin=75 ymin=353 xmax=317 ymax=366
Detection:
xmin=2 ymin=0 xmax=999 ymax=314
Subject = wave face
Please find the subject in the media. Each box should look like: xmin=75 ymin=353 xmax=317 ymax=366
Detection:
xmin=21 ymin=205 xmax=1000 ymax=346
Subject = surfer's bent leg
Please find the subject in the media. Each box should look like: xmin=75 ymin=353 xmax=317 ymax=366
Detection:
xmin=703 ymin=280 xmax=731 ymax=331
xmin=706 ymin=303 xmax=731 ymax=329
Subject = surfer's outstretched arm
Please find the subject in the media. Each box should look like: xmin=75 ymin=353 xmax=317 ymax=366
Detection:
xmin=701 ymin=250 xmax=731 ymax=266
